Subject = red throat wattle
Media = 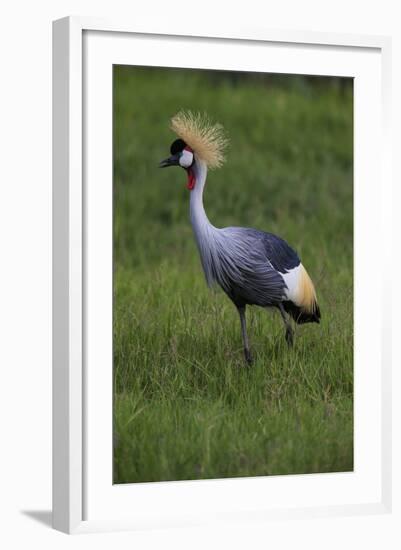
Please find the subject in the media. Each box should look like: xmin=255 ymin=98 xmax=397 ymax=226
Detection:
xmin=186 ymin=168 xmax=196 ymax=190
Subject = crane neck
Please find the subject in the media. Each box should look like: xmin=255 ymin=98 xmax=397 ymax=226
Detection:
xmin=189 ymin=158 xmax=213 ymax=231
xmin=189 ymin=158 xmax=221 ymax=287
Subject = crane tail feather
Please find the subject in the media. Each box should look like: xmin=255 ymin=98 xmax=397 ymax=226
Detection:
xmin=283 ymin=300 xmax=321 ymax=324
xmin=283 ymin=265 xmax=321 ymax=324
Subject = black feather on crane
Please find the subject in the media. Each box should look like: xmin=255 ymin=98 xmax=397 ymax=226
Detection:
xmin=160 ymin=111 xmax=320 ymax=364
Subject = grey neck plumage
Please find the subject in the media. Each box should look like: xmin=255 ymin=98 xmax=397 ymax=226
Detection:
xmin=189 ymin=159 xmax=211 ymax=229
xmin=189 ymin=158 xmax=221 ymax=287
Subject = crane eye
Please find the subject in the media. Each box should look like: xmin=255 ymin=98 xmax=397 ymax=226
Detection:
xmin=179 ymin=148 xmax=194 ymax=168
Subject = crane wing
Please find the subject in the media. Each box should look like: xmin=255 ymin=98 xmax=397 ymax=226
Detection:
xmin=257 ymin=231 xmax=300 ymax=272
xmin=212 ymin=227 xmax=290 ymax=307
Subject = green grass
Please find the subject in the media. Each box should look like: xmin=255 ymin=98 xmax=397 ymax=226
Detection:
xmin=113 ymin=66 xmax=353 ymax=483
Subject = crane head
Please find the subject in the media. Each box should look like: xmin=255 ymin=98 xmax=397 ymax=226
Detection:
xmin=159 ymin=139 xmax=194 ymax=169
xmin=159 ymin=139 xmax=196 ymax=189
xmin=159 ymin=112 xmax=228 ymax=190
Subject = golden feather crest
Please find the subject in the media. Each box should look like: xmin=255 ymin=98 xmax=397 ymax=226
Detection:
xmin=170 ymin=111 xmax=229 ymax=169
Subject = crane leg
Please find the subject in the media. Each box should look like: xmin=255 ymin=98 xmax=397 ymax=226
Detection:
xmin=237 ymin=305 xmax=253 ymax=365
xmin=278 ymin=303 xmax=294 ymax=347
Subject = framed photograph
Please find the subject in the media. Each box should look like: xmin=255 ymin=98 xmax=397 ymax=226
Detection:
xmin=52 ymin=16 xmax=392 ymax=534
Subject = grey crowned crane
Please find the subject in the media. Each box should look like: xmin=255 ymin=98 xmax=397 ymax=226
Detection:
xmin=160 ymin=111 xmax=320 ymax=364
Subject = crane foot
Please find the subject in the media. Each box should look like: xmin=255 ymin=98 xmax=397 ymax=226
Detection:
xmin=285 ymin=327 xmax=294 ymax=347
xmin=244 ymin=349 xmax=254 ymax=365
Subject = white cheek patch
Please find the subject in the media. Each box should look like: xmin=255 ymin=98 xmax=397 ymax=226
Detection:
xmin=179 ymin=149 xmax=194 ymax=168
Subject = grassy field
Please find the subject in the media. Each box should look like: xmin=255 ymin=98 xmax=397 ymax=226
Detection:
xmin=113 ymin=66 xmax=353 ymax=483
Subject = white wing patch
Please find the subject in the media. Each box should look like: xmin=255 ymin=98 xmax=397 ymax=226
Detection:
xmin=281 ymin=263 xmax=318 ymax=314
xmin=281 ymin=264 xmax=303 ymax=303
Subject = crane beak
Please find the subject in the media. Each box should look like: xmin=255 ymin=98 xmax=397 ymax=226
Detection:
xmin=159 ymin=153 xmax=180 ymax=168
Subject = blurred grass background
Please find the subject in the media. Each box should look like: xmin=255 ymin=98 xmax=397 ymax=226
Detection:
xmin=113 ymin=66 xmax=353 ymax=483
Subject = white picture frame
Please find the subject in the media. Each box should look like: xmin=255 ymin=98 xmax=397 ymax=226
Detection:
xmin=52 ymin=16 xmax=392 ymax=534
